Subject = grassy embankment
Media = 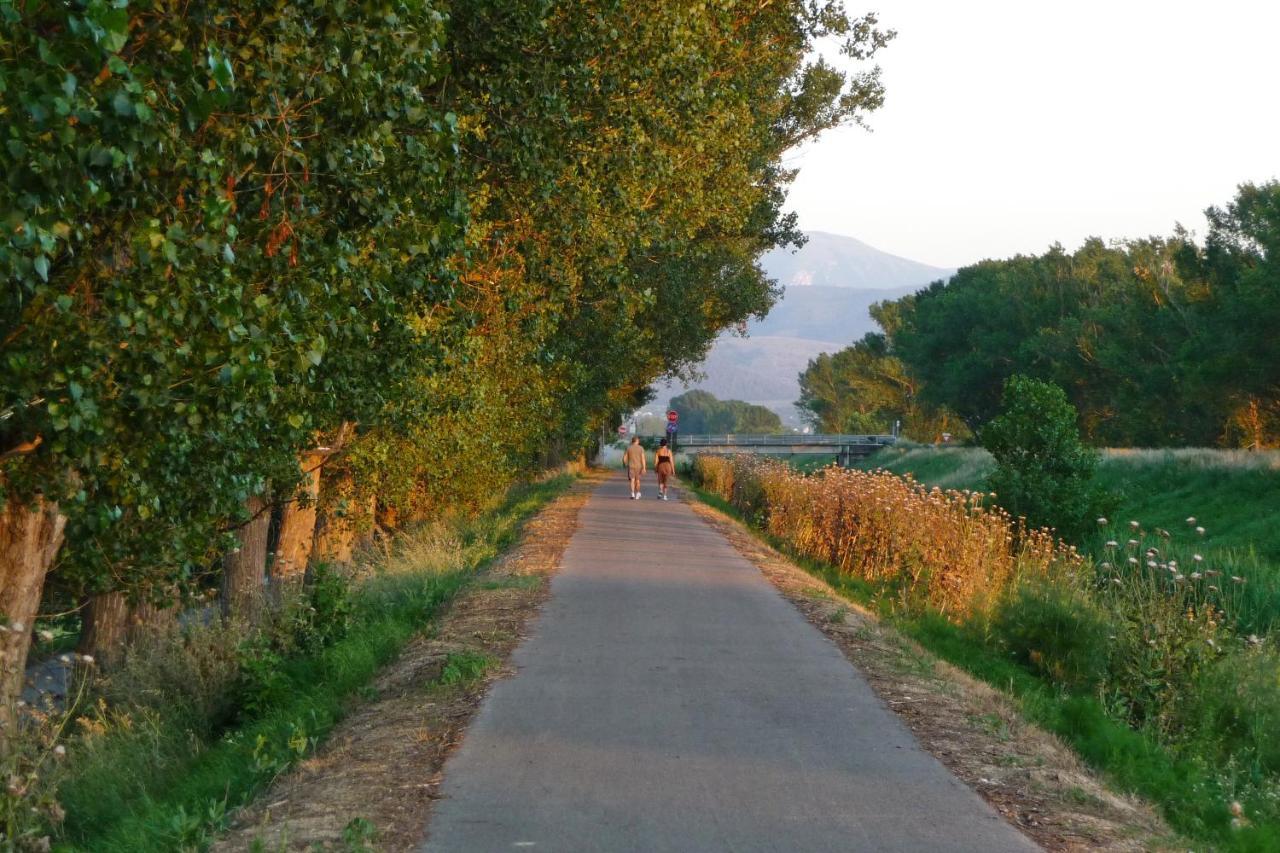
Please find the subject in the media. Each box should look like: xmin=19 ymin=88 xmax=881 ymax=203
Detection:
xmin=47 ymin=475 xmax=574 ymax=852
xmin=688 ymin=452 xmax=1280 ymax=851
xmin=859 ymin=445 xmax=1280 ymax=632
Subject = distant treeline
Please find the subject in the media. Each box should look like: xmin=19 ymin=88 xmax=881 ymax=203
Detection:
xmin=669 ymin=390 xmax=783 ymax=434
xmin=798 ymin=182 xmax=1280 ymax=447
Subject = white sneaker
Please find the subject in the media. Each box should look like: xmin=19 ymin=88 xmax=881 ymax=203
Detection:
xmin=637 ymin=492 xmax=642 ymax=499
xmin=662 ymin=493 xmax=668 ymax=501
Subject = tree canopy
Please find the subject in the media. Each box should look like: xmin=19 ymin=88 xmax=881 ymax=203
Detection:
xmin=0 ymin=0 xmax=893 ymax=693
xmin=797 ymin=182 xmax=1280 ymax=449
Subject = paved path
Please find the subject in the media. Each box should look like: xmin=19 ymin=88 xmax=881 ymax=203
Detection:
xmin=424 ymin=477 xmax=1037 ymax=852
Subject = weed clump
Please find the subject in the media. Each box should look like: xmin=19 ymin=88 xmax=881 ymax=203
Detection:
xmin=993 ymin=581 xmax=1112 ymax=691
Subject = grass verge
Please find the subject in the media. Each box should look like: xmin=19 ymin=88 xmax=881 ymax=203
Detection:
xmin=52 ymin=474 xmax=575 ymax=852
xmin=687 ymin=480 xmax=1278 ymax=852
xmin=855 ymin=445 xmax=1280 ymax=636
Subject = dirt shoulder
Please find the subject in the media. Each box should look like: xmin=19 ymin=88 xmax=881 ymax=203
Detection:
xmin=213 ymin=473 xmax=602 ymax=852
xmin=686 ymin=497 xmax=1182 ymax=853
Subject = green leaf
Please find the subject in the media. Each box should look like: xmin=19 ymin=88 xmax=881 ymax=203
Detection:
xmin=97 ymin=8 xmax=130 ymax=52
xmin=207 ymin=49 xmax=235 ymax=89
xmin=33 ymin=255 xmax=49 ymax=281
xmin=112 ymin=91 xmax=134 ymax=117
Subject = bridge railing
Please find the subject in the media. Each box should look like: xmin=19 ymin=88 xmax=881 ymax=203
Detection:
xmin=677 ymin=434 xmax=896 ymax=447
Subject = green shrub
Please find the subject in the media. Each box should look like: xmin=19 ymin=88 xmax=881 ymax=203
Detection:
xmin=982 ymin=375 xmax=1113 ymax=538
xmin=1177 ymin=646 xmax=1280 ymax=775
xmin=995 ymin=580 xmax=1113 ymax=691
xmin=285 ymin=564 xmax=355 ymax=654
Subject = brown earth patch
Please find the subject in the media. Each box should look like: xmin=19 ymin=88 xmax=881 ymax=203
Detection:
xmin=686 ymin=497 xmax=1182 ymax=853
xmin=213 ymin=473 xmax=603 ymax=852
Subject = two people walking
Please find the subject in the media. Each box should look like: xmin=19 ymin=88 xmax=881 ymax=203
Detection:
xmin=623 ymin=436 xmax=675 ymax=500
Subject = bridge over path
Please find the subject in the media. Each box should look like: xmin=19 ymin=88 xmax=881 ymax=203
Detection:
xmin=677 ymin=432 xmax=897 ymax=465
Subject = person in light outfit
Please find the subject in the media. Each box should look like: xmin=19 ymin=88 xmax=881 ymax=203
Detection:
xmin=623 ymin=436 xmax=647 ymax=499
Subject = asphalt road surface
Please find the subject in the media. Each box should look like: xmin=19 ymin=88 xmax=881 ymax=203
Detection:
xmin=423 ymin=476 xmax=1037 ymax=852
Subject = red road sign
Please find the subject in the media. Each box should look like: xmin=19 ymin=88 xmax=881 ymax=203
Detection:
xmin=617 ymin=424 xmax=628 ymax=435
xmin=667 ymin=410 xmax=679 ymax=422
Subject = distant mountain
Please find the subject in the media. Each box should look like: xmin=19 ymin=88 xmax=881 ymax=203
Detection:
xmin=655 ymin=233 xmax=955 ymax=426
xmin=750 ymin=285 xmax=919 ymax=343
xmin=655 ymin=336 xmax=841 ymax=411
xmin=760 ymin=231 xmax=953 ymax=290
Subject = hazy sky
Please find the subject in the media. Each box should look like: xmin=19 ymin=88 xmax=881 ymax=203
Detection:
xmin=785 ymin=0 xmax=1280 ymax=269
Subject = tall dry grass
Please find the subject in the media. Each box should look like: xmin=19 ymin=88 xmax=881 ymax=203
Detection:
xmin=694 ymin=455 xmax=1083 ymax=618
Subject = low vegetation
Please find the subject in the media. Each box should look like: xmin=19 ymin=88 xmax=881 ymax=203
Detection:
xmin=1 ymin=475 xmax=572 ymax=852
xmin=858 ymin=444 xmax=1280 ymax=628
xmin=690 ymin=454 xmax=1280 ymax=850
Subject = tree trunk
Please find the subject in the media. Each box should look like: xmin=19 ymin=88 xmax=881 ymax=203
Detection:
xmin=377 ymin=501 xmax=400 ymax=532
xmin=77 ymin=587 xmax=180 ymax=670
xmin=273 ymin=452 xmax=324 ymax=582
xmin=221 ymin=496 xmax=271 ymax=621
xmin=313 ymin=517 xmax=356 ymax=564
xmin=312 ymin=471 xmax=371 ymax=565
xmin=0 ymin=495 xmax=66 ymax=753
xmin=128 ymin=597 xmax=178 ymax=643
xmin=77 ymin=591 xmax=130 ymax=670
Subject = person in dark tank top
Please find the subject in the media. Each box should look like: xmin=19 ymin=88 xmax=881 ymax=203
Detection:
xmin=654 ymin=438 xmax=675 ymax=501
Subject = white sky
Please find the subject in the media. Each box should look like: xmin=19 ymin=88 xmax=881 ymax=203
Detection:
xmin=785 ymin=0 xmax=1280 ymax=269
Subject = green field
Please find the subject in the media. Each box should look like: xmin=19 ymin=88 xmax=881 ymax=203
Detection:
xmin=855 ymin=444 xmax=1280 ymax=631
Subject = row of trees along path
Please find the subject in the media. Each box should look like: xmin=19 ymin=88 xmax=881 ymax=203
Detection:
xmin=0 ymin=1 xmax=894 ymax=743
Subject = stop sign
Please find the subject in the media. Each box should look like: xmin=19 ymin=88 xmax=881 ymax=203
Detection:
xmin=667 ymin=410 xmax=678 ymax=423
